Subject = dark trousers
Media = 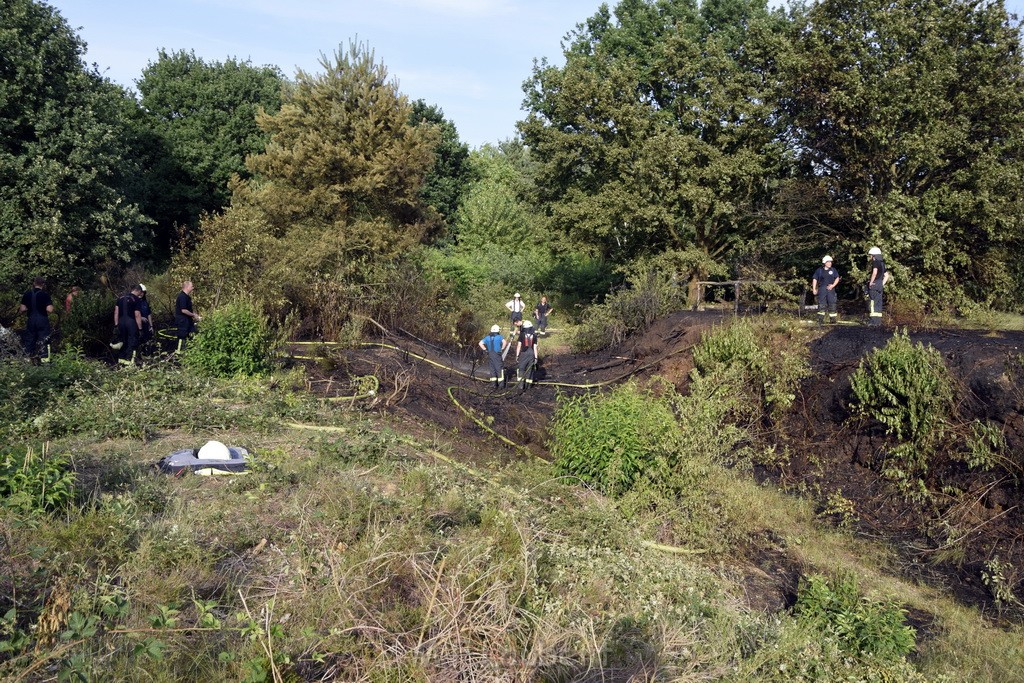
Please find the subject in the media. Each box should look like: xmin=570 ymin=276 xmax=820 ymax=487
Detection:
xmin=517 ymin=349 xmax=536 ymax=385
xmin=868 ymin=284 xmax=884 ymax=325
xmin=118 ymin=319 xmax=139 ymax=362
xmin=817 ymin=290 xmax=837 ymax=323
xmin=487 ymin=351 xmax=504 ymax=384
xmin=175 ymin=316 xmax=194 ymax=352
xmin=536 ymin=314 xmax=548 ymax=332
xmin=24 ymin=315 xmax=49 ymax=357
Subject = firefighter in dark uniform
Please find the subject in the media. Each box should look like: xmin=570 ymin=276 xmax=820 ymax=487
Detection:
xmin=867 ymin=246 xmax=890 ymax=326
xmin=113 ymin=285 xmax=144 ymax=365
xmin=515 ymin=320 xmax=539 ymax=387
xmin=811 ymin=256 xmax=841 ymax=325
xmin=19 ymin=276 xmax=54 ymax=363
xmin=478 ymin=324 xmax=508 ymax=387
xmin=137 ymin=284 xmax=153 ymax=354
xmin=174 ymin=281 xmax=201 ymax=352
xmin=534 ymin=296 xmax=554 ymax=335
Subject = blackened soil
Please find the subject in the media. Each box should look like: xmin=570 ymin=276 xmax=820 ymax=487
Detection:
xmin=291 ymin=315 xmax=1024 ymax=620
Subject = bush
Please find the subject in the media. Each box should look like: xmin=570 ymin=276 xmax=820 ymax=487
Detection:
xmin=794 ymin=572 xmax=916 ymax=661
xmin=850 ymin=329 xmax=954 ymax=444
xmin=182 ymin=300 xmax=273 ymax=377
xmin=550 ymin=382 xmax=680 ymax=497
xmin=0 ymin=446 xmax=76 ymax=513
xmin=61 ymin=290 xmax=116 ymax=355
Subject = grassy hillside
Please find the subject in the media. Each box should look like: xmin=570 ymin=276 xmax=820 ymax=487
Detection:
xmin=1 ymin=327 xmax=1022 ymax=681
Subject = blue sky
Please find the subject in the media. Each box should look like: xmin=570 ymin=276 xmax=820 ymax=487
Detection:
xmin=48 ymin=0 xmax=1024 ymax=149
xmin=49 ymin=0 xmax=603 ymax=149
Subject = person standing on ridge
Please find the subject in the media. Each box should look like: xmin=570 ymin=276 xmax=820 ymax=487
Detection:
xmin=515 ymin=319 xmax=539 ymax=387
xmin=811 ymin=256 xmax=841 ymax=325
xmin=113 ymin=284 xmax=143 ymax=365
xmin=534 ymin=295 xmax=554 ymax=335
xmin=867 ymin=247 xmax=890 ymax=326
xmin=505 ymin=292 xmax=527 ymax=327
xmin=19 ymin=276 xmax=54 ymax=363
xmin=478 ymin=324 xmax=508 ymax=387
xmin=175 ymin=281 xmax=201 ymax=352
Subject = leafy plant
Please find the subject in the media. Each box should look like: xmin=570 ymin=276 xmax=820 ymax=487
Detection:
xmin=0 ymin=446 xmax=76 ymax=513
xmin=794 ymin=572 xmax=916 ymax=661
xmin=550 ymin=381 xmax=680 ymax=497
xmin=850 ymin=329 xmax=954 ymax=444
xmin=182 ymin=299 xmax=273 ymax=377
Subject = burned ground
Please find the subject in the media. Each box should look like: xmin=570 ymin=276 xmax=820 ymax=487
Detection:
xmin=290 ymin=313 xmax=1024 ymax=621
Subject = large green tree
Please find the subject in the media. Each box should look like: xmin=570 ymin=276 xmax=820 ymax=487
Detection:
xmin=409 ymin=100 xmax=474 ymax=228
xmin=520 ymin=0 xmax=792 ymax=274
xmin=0 ymin=0 xmax=151 ymax=287
xmin=136 ymin=49 xmax=284 ymax=254
xmin=781 ymin=0 xmax=1024 ymax=306
xmin=186 ymin=41 xmax=438 ymax=314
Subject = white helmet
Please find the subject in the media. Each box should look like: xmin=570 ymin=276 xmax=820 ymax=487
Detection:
xmin=198 ymin=440 xmax=231 ymax=460
xmin=522 ymin=320 xmax=533 ymax=328
xmin=139 ymin=283 xmax=147 ymax=292
xmin=490 ymin=324 xmax=500 ymax=333
xmin=869 ymin=246 xmax=882 ymax=255
xmin=513 ymin=292 xmax=521 ymax=298
xmin=822 ymin=255 xmax=833 ymax=264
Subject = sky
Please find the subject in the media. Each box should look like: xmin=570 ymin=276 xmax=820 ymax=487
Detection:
xmin=47 ymin=0 xmax=1024 ymax=150
xmin=48 ymin=0 xmax=605 ymax=149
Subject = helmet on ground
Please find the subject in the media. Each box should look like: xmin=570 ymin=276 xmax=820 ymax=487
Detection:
xmin=198 ymin=440 xmax=231 ymax=460
xmin=869 ymin=246 xmax=882 ymax=255
xmin=522 ymin=320 xmax=533 ymax=328
xmin=513 ymin=292 xmax=521 ymax=298
xmin=490 ymin=324 xmax=500 ymax=333
xmin=822 ymin=255 xmax=833 ymax=264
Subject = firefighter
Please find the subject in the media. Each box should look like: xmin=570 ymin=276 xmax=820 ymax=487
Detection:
xmin=811 ymin=256 xmax=841 ymax=325
xmin=175 ymin=281 xmax=201 ymax=352
xmin=867 ymin=247 xmax=890 ymax=326
xmin=505 ymin=292 xmax=527 ymax=327
xmin=478 ymin=324 xmax=508 ymax=387
xmin=113 ymin=284 xmax=144 ymax=365
xmin=19 ymin=276 xmax=54 ymax=363
xmin=515 ymin=320 xmax=539 ymax=387
xmin=534 ymin=295 xmax=554 ymax=335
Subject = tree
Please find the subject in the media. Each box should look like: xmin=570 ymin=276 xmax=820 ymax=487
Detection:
xmin=185 ymin=40 xmax=438 ymax=317
xmin=137 ymin=50 xmax=284 ymax=254
xmin=781 ymin=0 xmax=1024 ymax=307
xmin=519 ymin=0 xmax=792 ymax=277
xmin=409 ymin=100 xmax=474 ymax=228
xmin=0 ymin=0 xmax=151 ymax=286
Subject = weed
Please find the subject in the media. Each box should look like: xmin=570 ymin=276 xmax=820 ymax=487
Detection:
xmin=0 ymin=445 xmax=76 ymax=513
xmin=182 ymin=299 xmax=273 ymax=378
xmin=794 ymin=572 xmax=916 ymax=661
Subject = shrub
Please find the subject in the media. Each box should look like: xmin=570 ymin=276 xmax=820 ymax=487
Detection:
xmin=850 ymin=329 xmax=954 ymax=444
xmin=0 ymin=446 xmax=76 ymax=513
xmin=61 ymin=290 xmax=116 ymax=355
xmin=182 ymin=300 xmax=273 ymax=377
xmin=794 ymin=572 xmax=916 ymax=661
xmin=550 ymin=382 xmax=680 ymax=497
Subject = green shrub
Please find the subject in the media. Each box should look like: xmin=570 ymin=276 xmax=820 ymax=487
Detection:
xmin=61 ymin=290 xmax=116 ymax=354
xmin=794 ymin=572 xmax=916 ymax=661
xmin=0 ymin=446 xmax=76 ymax=513
xmin=182 ymin=300 xmax=273 ymax=377
xmin=850 ymin=329 xmax=954 ymax=444
xmin=550 ymin=382 xmax=680 ymax=497
xmin=692 ymin=320 xmax=807 ymax=419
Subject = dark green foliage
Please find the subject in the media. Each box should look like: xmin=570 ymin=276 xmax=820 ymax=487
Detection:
xmin=795 ymin=573 xmax=916 ymax=661
xmin=550 ymin=382 xmax=679 ymax=497
xmin=0 ymin=350 xmax=101 ymax=428
xmin=136 ymin=49 xmax=284 ymax=254
xmin=61 ymin=290 xmax=116 ymax=355
xmin=781 ymin=0 xmax=1024 ymax=309
xmin=0 ymin=0 xmax=152 ymax=286
xmin=0 ymin=446 xmax=76 ymax=513
xmin=850 ymin=330 xmax=954 ymax=445
xmin=182 ymin=300 xmax=272 ymax=378
xmin=409 ymin=100 xmax=474 ymax=227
